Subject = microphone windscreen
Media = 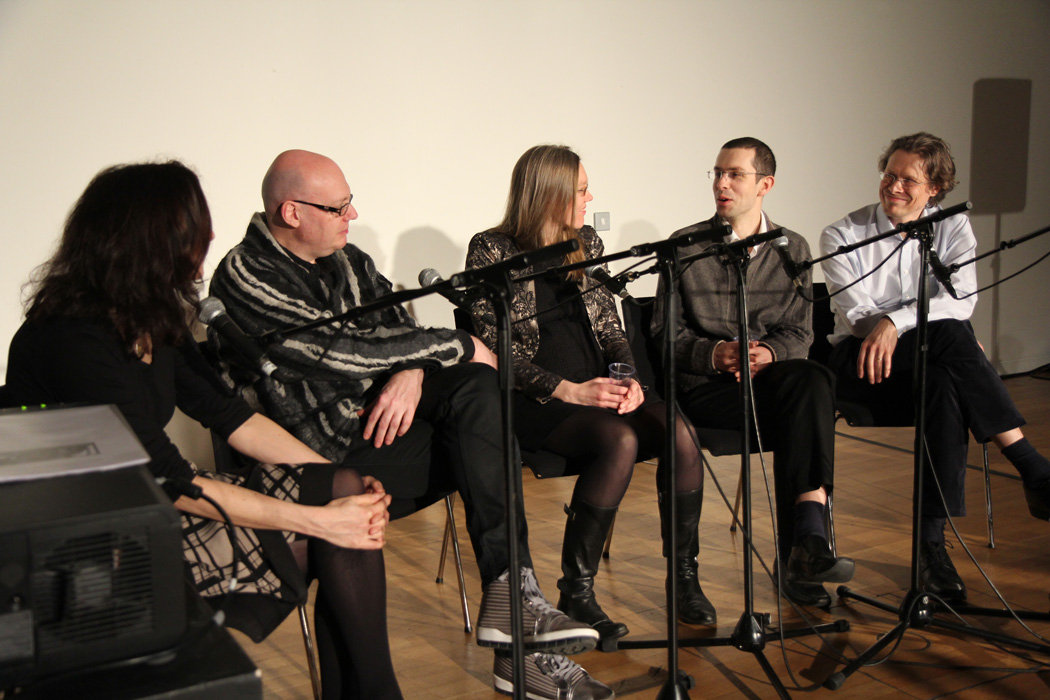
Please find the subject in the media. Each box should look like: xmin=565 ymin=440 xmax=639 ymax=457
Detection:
xmin=419 ymin=268 xmax=442 ymax=287
xmin=198 ymin=297 xmax=226 ymax=324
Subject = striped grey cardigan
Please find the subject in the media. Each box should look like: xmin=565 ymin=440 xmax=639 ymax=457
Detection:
xmin=209 ymin=213 xmax=470 ymax=462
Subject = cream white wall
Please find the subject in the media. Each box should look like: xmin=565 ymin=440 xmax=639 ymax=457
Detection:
xmin=3 ymin=0 xmax=1049 ymax=383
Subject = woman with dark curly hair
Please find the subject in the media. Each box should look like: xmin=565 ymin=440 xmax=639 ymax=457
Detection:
xmin=465 ymin=145 xmax=713 ymax=648
xmin=6 ymin=161 xmax=403 ymax=700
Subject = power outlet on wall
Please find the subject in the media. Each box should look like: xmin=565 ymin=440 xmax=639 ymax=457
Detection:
xmin=593 ymin=212 xmax=610 ymax=231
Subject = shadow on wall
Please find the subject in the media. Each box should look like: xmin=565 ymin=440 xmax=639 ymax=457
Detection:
xmin=969 ymin=77 xmax=1032 ymax=372
xmin=392 ymin=226 xmax=464 ymax=327
xmin=611 ymin=220 xmax=663 ymax=298
xmin=348 ymin=225 xmax=385 ymax=272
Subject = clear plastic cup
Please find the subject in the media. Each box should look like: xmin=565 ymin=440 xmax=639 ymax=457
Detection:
xmin=608 ymin=362 xmax=636 ymax=387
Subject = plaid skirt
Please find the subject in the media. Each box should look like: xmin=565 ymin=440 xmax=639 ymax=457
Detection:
xmin=180 ymin=463 xmax=312 ymax=641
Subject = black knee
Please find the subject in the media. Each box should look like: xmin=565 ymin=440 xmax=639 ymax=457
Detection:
xmin=434 ymin=363 xmax=500 ymax=408
xmin=772 ymin=359 xmax=835 ymax=403
xmin=332 ymin=467 xmax=367 ymax=498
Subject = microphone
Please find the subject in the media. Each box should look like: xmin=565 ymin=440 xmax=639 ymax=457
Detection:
xmin=418 ymin=269 xmax=496 ymax=325
xmin=419 ymin=268 xmax=475 ymax=308
xmin=630 ymin=223 xmax=731 ymax=257
xmin=928 ymin=249 xmax=958 ymax=299
xmin=679 ymin=228 xmax=785 ymax=265
xmin=450 ymin=238 xmax=580 ymax=288
xmin=198 ymin=297 xmax=278 ymax=377
xmin=770 ymin=236 xmax=803 ymax=289
xmin=584 ymin=265 xmax=632 ymax=300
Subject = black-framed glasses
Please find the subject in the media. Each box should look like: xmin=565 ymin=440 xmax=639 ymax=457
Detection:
xmin=292 ymin=194 xmax=354 ymax=217
xmin=708 ymin=169 xmax=768 ymax=182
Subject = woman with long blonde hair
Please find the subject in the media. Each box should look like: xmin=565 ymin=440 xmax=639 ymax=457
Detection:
xmin=466 ymin=145 xmax=714 ymax=648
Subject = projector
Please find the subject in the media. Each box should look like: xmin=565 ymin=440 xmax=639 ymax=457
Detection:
xmin=0 ymin=406 xmax=186 ymax=689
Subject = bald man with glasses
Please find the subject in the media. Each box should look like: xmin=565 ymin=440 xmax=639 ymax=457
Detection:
xmin=209 ymin=150 xmax=613 ymax=699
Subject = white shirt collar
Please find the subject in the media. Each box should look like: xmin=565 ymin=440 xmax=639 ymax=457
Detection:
xmin=721 ymin=211 xmax=770 ymax=252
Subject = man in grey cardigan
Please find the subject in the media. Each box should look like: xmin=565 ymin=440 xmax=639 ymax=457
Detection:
xmin=210 ymin=150 xmax=611 ymax=699
xmin=653 ymin=137 xmax=853 ymax=608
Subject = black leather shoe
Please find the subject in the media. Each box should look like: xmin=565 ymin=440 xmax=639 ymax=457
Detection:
xmin=777 ymin=576 xmax=831 ymax=608
xmin=1023 ymin=480 xmax=1050 ymax=521
xmin=919 ymin=541 xmax=967 ymax=602
xmin=787 ymin=535 xmax=855 ymax=584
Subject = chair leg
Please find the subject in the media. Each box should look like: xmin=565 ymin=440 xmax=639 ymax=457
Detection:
xmin=437 ymin=501 xmax=452 ymax=584
xmin=983 ymin=443 xmax=995 ymax=549
xmin=730 ymin=465 xmax=743 ymax=533
xmin=602 ymin=511 xmax=616 ymax=559
xmin=298 ymin=603 xmax=321 ymax=700
xmin=439 ymin=493 xmax=472 ymax=633
xmin=826 ymin=492 xmax=837 ymax=557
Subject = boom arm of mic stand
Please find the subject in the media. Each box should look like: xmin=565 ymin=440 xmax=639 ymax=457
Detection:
xmin=945 ymin=221 xmax=1050 ymax=273
xmin=450 ymin=239 xmax=579 ymax=288
xmin=256 ymin=240 xmax=580 ymax=346
xmin=678 ymin=229 xmax=784 ymax=266
xmin=799 ymin=202 xmax=973 ymax=277
xmin=514 ymin=246 xmax=637 ymax=283
xmin=256 ymin=282 xmax=456 ymax=345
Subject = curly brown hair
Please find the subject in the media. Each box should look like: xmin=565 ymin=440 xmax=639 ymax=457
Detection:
xmin=878 ymin=132 xmax=958 ymax=206
xmin=25 ymin=161 xmax=212 ymax=355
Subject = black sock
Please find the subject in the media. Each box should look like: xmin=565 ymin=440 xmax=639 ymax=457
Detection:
xmin=1001 ymin=437 xmax=1050 ymax=487
xmin=793 ymin=500 xmax=826 ymax=544
xmin=921 ymin=516 xmax=946 ymax=545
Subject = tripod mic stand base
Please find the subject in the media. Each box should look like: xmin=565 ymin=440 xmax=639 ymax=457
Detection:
xmin=829 ymin=583 xmax=1050 ymax=690
xmin=655 ymin=670 xmax=695 ymax=700
xmin=732 ymin=612 xmax=768 ymax=652
xmin=838 ymin=585 xmax=936 ymax=628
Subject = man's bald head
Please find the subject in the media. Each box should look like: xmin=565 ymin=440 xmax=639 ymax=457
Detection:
xmin=262 ymin=150 xmax=347 ymax=217
xmin=260 ymin=150 xmax=356 ymax=263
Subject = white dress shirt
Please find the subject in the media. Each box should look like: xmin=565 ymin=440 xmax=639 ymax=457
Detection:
xmin=819 ymin=202 xmax=977 ymax=347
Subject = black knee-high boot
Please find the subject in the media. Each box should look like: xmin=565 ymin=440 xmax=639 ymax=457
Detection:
xmin=556 ymin=495 xmax=629 ymax=644
xmin=659 ymin=487 xmax=717 ymax=626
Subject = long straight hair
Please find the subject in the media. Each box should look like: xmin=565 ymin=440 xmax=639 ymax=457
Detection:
xmin=25 ymin=161 xmax=212 ymax=355
xmin=493 ymin=144 xmax=587 ymax=280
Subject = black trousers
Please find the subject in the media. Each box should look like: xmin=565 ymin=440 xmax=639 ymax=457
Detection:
xmin=342 ymin=363 xmax=530 ymax=587
xmin=679 ymin=359 xmax=837 ymax=561
xmin=828 ymin=319 xmax=1024 ymax=518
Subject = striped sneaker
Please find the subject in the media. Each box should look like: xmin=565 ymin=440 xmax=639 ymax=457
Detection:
xmin=493 ymin=652 xmax=614 ymax=699
xmin=477 ymin=567 xmax=599 ymax=655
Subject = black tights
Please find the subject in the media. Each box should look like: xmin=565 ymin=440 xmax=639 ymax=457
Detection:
xmin=540 ymin=401 xmax=702 ymax=508
xmin=291 ymin=469 xmax=403 ymax=700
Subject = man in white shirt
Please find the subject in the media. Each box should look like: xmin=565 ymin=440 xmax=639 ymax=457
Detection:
xmin=820 ymin=132 xmax=1050 ymax=602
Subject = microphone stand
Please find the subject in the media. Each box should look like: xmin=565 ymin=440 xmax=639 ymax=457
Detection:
xmin=944 ymin=221 xmax=1050 ymax=281
xmin=823 ymin=210 xmax=1050 ymax=691
xmin=940 ymin=221 xmax=1050 ymax=623
xmin=797 ymin=202 xmax=973 ymax=280
xmin=609 ymin=232 xmax=847 ymax=700
xmin=245 ymin=239 xmax=578 ymax=700
xmin=513 ymin=224 xmax=734 ymax=285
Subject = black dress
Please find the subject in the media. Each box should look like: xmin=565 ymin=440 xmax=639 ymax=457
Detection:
xmin=5 ymin=317 xmax=325 ymax=641
xmin=512 ymin=262 xmax=614 ymax=449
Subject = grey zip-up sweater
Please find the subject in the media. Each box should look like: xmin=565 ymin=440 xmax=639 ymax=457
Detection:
xmin=652 ymin=215 xmax=813 ymax=393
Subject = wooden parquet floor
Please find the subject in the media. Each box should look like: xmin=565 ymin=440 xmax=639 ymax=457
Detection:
xmin=233 ymin=376 xmax=1050 ymax=699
